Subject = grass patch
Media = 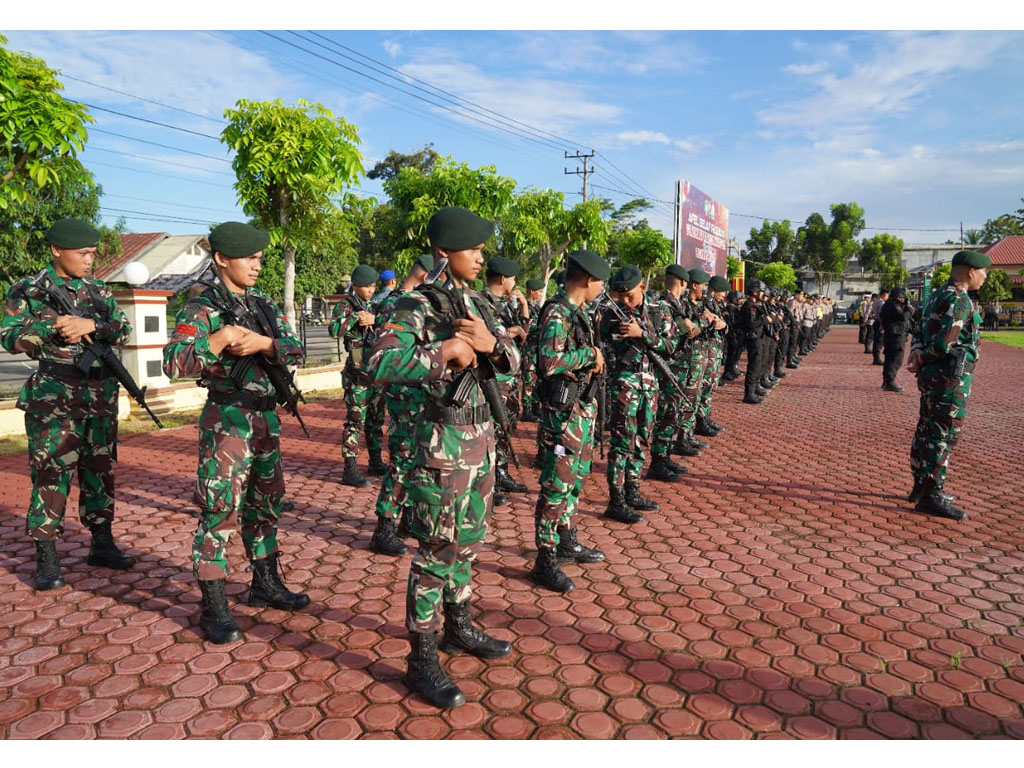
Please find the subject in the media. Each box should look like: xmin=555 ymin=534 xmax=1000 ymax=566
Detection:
xmin=981 ymin=331 xmax=1024 ymax=349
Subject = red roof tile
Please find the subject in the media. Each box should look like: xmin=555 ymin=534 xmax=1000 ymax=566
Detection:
xmin=979 ymin=235 xmax=1024 ymax=267
xmin=93 ymin=232 xmax=167 ymax=280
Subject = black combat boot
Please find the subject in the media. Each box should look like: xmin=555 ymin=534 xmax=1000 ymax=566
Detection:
xmin=646 ymin=455 xmax=681 ymax=483
xmin=520 ymin=408 xmax=538 ymax=423
xmin=397 ymin=507 xmax=413 ymax=538
xmin=706 ymin=416 xmax=724 ymax=433
xmin=688 ymin=435 xmax=710 ymax=450
xmin=694 ymin=418 xmax=718 ymax=437
xmin=34 ymin=540 xmax=65 ymax=591
xmin=882 ymin=381 xmax=903 ymax=392
xmin=556 ymin=527 xmax=605 ymax=564
xmin=531 ymin=546 xmax=576 ymax=592
xmin=341 ymin=456 xmax=368 ymax=487
xmin=754 ymin=385 xmax=769 ymax=397
xmin=624 ymin=482 xmax=659 ymax=511
xmin=247 ymin=552 xmax=310 ymax=610
xmin=915 ymin=487 xmax=966 ymax=521
xmin=673 ymin=434 xmax=702 ymax=457
xmin=908 ymin=480 xmax=954 ymax=504
xmin=370 ymin=517 xmax=408 ymax=556
xmin=493 ymin=491 xmax=508 ymax=507
xmin=407 ymin=632 xmax=465 ymax=709
xmin=440 ymin=601 xmax=512 ymax=658
xmin=786 ymin=360 xmax=799 ymax=369
xmin=86 ymin=522 xmax=136 ymax=570
xmin=367 ymin=450 xmax=388 ymax=476
xmin=774 ymin=368 xmax=790 ymax=378
xmin=496 ymin=466 xmax=527 ymax=494
xmin=604 ymin=487 xmax=643 ymax=524
xmin=743 ymin=393 xmax=764 ymax=404
xmin=199 ymin=579 xmax=242 ymax=644
xmin=663 ymin=456 xmax=689 ymax=475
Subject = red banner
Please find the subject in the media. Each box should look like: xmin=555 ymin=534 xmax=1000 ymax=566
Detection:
xmin=674 ymin=180 xmax=729 ymax=277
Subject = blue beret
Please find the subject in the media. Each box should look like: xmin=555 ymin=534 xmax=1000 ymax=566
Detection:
xmin=379 ymin=269 xmax=396 ymax=281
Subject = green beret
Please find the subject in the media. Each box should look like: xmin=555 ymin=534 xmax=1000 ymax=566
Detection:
xmin=610 ymin=265 xmax=643 ymax=292
xmin=414 ymin=253 xmax=434 ymax=273
xmin=427 ymin=206 xmax=494 ymax=250
xmin=209 ymin=221 xmax=270 ymax=259
xmin=708 ymin=275 xmax=731 ymax=292
xmin=567 ymin=249 xmax=611 ymax=281
xmin=525 ymin=278 xmax=546 ymax=291
xmin=688 ymin=268 xmax=711 ymax=284
xmin=351 ymin=264 xmax=379 ymax=287
xmin=951 ymin=250 xmax=991 ymax=269
xmin=45 ymin=218 xmax=100 ymax=249
xmin=665 ymin=264 xmax=689 ymax=282
xmin=486 ymin=256 xmax=520 ymax=278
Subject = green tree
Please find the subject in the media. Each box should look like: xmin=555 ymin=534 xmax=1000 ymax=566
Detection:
xmin=962 ymin=228 xmax=984 ymax=245
xmin=859 ymin=232 xmax=907 ymax=290
xmin=932 ymin=263 xmax=952 ymax=286
xmin=745 ymin=219 xmax=796 ymax=266
xmin=978 ymin=268 xmax=1013 ymax=304
xmin=366 ymin=144 xmax=440 ymax=182
xmin=609 ymin=198 xmax=654 ymax=231
xmin=614 ymin=226 xmax=673 ymax=283
xmin=796 ymin=203 xmax=864 ymax=297
xmin=221 ymin=98 xmax=364 ymax=320
xmin=980 ymin=210 xmax=1024 ymax=244
xmin=726 ymin=255 xmax=742 ymax=280
xmin=756 ymin=261 xmax=797 ymax=290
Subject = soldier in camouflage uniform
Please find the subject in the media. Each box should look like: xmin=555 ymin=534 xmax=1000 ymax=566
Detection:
xmin=363 ymin=270 xmax=400 ymax=478
xmin=675 ymin=268 xmax=718 ymax=445
xmin=368 ymin=253 xmax=435 ymax=556
xmin=329 ymin=265 xmax=380 ymax=487
xmin=480 ymin=257 xmax=529 ymax=500
xmin=367 ymin=206 xmax=519 ymax=710
xmin=906 ymin=250 xmax=990 ymax=521
xmin=648 ymin=264 xmax=697 ymax=483
xmin=1 ymin=219 xmax=137 ymax=590
xmin=529 ymin=250 xmax=610 ymax=593
xmin=599 ymin=265 xmax=675 ymax=523
xmin=695 ymin=274 xmax=731 ymax=436
xmin=519 ymin=277 xmax=546 ymax=423
xmin=163 ymin=222 xmax=309 ymax=644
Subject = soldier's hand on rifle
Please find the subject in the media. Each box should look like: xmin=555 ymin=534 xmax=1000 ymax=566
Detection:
xmin=618 ymin=319 xmax=643 ymax=338
xmin=508 ymin=325 xmax=527 ymax=342
xmin=55 ymin=315 xmax=96 ymax=344
xmin=442 ymin=337 xmax=477 ymax=370
xmin=453 ymin=315 xmax=498 ymax=355
xmin=593 ymin=347 xmax=606 ymax=374
xmin=906 ymin=349 xmax=924 ymax=374
xmin=357 ymin=310 xmax=375 ymax=326
xmin=226 ymin=327 xmax=275 ymax=357
xmin=713 ymin=315 xmax=727 ymax=331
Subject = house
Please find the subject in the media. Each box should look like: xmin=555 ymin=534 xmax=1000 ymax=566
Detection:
xmin=94 ymin=233 xmax=211 ymax=294
xmin=979 ymin=235 xmax=1024 ymax=307
xmin=799 ymin=243 xmax=962 ymax=302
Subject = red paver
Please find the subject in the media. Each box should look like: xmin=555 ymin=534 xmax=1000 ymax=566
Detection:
xmin=0 ymin=326 xmax=1022 ymax=739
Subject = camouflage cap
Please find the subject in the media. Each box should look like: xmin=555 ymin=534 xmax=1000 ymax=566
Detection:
xmin=610 ymin=264 xmax=643 ymax=292
xmin=414 ymin=253 xmax=434 ymax=273
xmin=688 ymin=267 xmax=711 ymax=284
xmin=427 ymin=206 xmax=494 ymax=250
xmin=665 ymin=264 xmax=689 ymax=282
xmin=525 ymin=277 xmax=546 ymax=291
xmin=45 ymin=218 xmax=100 ymax=249
xmin=566 ymin=249 xmax=610 ymax=280
xmin=209 ymin=221 xmax=270 ymax=259
xmin=351 ymin=264 xmax=379 ymax=287
xmin=708 ymin=275 xmax=731 ymax=292
xmin=486 ymin=256 xmax=521 ymax=278
xmin=951 ymin=250 xmax=991 ymax=269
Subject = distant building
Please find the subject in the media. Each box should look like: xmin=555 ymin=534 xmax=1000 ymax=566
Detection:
xmin=979 ymin=235 xmax=1024 ymax=307
xmin=95 ymin=233 xmax=211 ymax=293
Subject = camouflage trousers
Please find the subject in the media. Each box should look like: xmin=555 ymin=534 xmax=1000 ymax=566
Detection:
xmin=521 ymin=343 xmax=538 ymax=411
xmin=341 ymin=368 xmax=382 ymax=459
xmin=24 ymin=412 xmax=116 ymax=541
xmin=192 ymin=403 xmax=283 ymax=580
xmin=698 ymin=339 xmax=725 ymax=419
xmin=651 ymin=358 xmax=690 ymax=458
xmin=365 ymin=389 xmax=386 ymax=456
xmin=535 ymin=398 xmax=595 ymax=548
xmin=910 ymin=367 xmax=973 ymax=489
xmin=679 ymin=342 xmax=710 ymax=433
xmin=405 ymin=422 xmax=495 ymax=635
xmin=607 ymin=370 xmax=657 ymax=489
xmin=373 ymin=390 xmax=419 ymax=522
xmin=495 ymin=374 xmax=520 ymax=471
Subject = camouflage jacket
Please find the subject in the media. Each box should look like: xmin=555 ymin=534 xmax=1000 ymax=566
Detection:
xmin=910 ymin=281 xmax=981 ymax=369
xmin=525 ymin=299 xmax=542 ymax=347
xmin=480 ymin=287 xmax=524 ymax=382
xmin=1 ymin=263 xmax=131 ymax=417
xmin=703 ymin=295 xmax=728 ymax=340
xmin=655 ymin=291 xmax=694 ymax=364
xmin=536 ymin=289 xmax=597 ymax=383
xmin=329 ymin=293 xmax=375 ymax=374
xmin=366 ymin=282 xmax=520 ymax=465
xmin=598 ymin=295 xmax=674 ymax=377
xmin=163 ymin=285 xmax=304 ymax=399
xmin=371 ymin=288 xmax=428 ymax=412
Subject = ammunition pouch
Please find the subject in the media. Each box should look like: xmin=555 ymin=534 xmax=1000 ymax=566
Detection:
xmin=538 ymin=378 xmax=580 ymax=412
xmin=423 ymin=402 xmax=491 ymax=426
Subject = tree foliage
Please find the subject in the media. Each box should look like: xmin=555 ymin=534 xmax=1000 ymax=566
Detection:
xmin=726 ymin=255 xmax=742 ymax=280
xmin=0 ymin=35 xmax=94 ymax=211
xmin=366 ymin=144 xmax=440 ymax=182
xmin=745 ymin=219 xmax=796 ymax=266
xmin=614 ymin=226 xmax=673 ymax=282
xmin=859 ymin=232 xmax=907 ymax=290
xmin=978 ymin=268 xmax=1013 ymax=304
xmin=756 ymin=261 xmax=797 ymax=290
xmin=932 ymin=263 xmax=952 ymax=286
xmin=796 ymin=202 xmax=864 ymax=296
xmin=221 ymin=98 xmax=364 ymax=319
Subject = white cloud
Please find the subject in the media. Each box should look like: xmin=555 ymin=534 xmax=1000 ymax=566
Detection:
xmin=382 ymin=40 xmax=402 ymax=58
xmin=512 ymin=31 xmax=711 ymax=76
xmin=614 ymin=130 xmax=672 ymax=145
xmin=784 ymin=61 xmax=828 ymax=76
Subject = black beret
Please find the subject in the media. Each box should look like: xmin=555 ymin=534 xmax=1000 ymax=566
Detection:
xmin=525 ymin=278 xmax=546 ymax=291
xmin=427 ymin=206 xmax=494 ymax=250
xmin=665 ymin=264 xmax=689 ymax=282
xmin=708 ymin=275 xmax=731 ymax=292
xmin=351 ymin=264 xmax=379 ymax=287
xmin=567 ymin=249 xmax=611 ymax=280
xmin=610 ymin=265 xmax=643 ymax=292
xmin=46 ymin=218 xmax=100 ymax=249
xmin=553 ymin=270 xmax=566 ymax=287
xmin=414 ymin=253 xmax=435 ymax=273
xmin=688 ymin=268 xmax=711 ymax=284
xmin=209 ymin=221 xmax=270 ymax=259
xmin=951 ymin=250 xmax=991 ymax=269
xmin=486 ymin=256 xmax=520 ymax=278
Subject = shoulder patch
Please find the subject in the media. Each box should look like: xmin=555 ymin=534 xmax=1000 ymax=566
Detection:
xmin=176 ymin=323 xmax=198 ymax=336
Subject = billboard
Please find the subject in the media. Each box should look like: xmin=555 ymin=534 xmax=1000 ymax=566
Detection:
xmin=673 ymin=180 xmax=729 ymax=277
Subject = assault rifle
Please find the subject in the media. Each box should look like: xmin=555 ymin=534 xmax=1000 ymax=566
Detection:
xmin=423 ymin=259 xmax=521 ymax=470
xmin=199 ymin=271 xmax=310 ymax=438
xmin=596 ymin=292 xmax=681 ymax=391
xmin=35 ymin=276 xmax=163 ymax=428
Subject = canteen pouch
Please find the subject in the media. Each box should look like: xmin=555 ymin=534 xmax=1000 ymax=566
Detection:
xmin=538 ymin=378 xmax=579 ymax=412
xmin=943 ymin=347 xmax=967 ymax=380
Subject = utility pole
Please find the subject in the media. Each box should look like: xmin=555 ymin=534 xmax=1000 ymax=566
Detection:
xmin=564 ymin=150 xmax=595 ymax=201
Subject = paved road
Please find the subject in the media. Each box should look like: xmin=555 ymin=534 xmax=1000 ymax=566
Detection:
xmin=1 ymin=325 xmax=1022 ymax=739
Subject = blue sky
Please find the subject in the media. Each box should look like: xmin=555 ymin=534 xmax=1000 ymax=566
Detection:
xmin=5 ymin=23 xmax=1024 ymax=249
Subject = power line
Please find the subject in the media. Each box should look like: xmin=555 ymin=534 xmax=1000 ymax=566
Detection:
xmin=99 ymin=206 xmax=218 ymax=226
xmin=104 ymin=194 xmax=242 ymax=217
xmin=84 ymin=146 xmax=236 ymax=177
xmin=90 ymin=128 xmax=232 ymax=163
xmin=63 ymin=74 xmax=226 ymax=124
xmin=77 ymin=102 xmax=222 ymax=140
xmin=87 ymin=160 xmax=231 ymax=189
